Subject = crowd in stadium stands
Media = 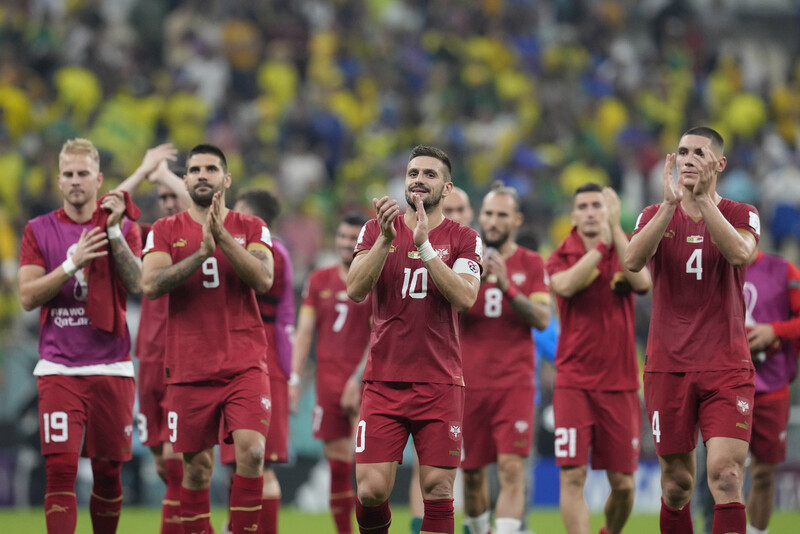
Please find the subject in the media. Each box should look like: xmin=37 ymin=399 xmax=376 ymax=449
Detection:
xmin=2 ymin=0 xmax=800 ymax=334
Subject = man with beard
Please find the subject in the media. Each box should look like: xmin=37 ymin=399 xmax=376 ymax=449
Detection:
xmin=547 ymin=183 xmax=651 ymax=534
xmin=347 ymin=145 xmax=483 ymax=534
xmin=141 ymin=144 xmax=274 ymax=534
xmin=461 ymin=182 xmax=551 ymax=534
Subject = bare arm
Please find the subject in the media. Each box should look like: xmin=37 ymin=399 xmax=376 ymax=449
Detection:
xmin=485 ymin=250 xmax=550 ymax=328
xmin=141 ymin=249 xmax=208 ymax=300
xmin=114 ymin=143 xmax=178 ymax=195
xmin=341 ymin=346 xmax=369 ymax=417
xmin=288 ymin=307 xmax=316 ymax=412
xmin=423 ymin=255 xmax=480 ymax=313
xmin=18 ymin=227 xmax=108 ymax=311
xmin=101 ymin=192 xmax=142 ymax=295
xmin=149 ymin=160 xmax=192 ymax=207
xmin=347 ymin=196 xmax=400 ymax=302
xmin=696 ymin=199 xmax=757 ymax=267
xmin=549 ymin=249 xmax=603 ymax=298
xmin=610 ymin=226 xmax=651 ymax=293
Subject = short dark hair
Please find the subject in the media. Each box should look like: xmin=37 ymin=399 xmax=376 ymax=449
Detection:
xmin=187 ymin=143 xmax=228 ymax=173
xmin=409 ymin=145 xmax=452 ymax=176
xmin=488 ymin=180 xmax=520 ymax=211
xmin=340 ymin=210 xmax=370 ymax=228
xmin=682 ymin=126 xmax=725 ymax=152
xmin=236 ymin=189 xmax=280 ymax=226
xmin=574 ymin=182 xmax=604 ymax=196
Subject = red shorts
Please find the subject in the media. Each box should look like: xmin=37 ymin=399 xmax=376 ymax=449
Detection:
xmin=166 ymin=368 xmax=271 ymax=454
xmin=37 ymin=375 xmax=136 ymax=461
xmin=462 ymin=386 xmax=534 ymax=470
xmin=644 ymin=369 xmax=755 ymax=456
xmin=137 ymin=360 xmax=167 ymax=447
xmin=220 ymin=376 xmax=288 ymax=464
xmin=553 ymin=387 xmax=641 ymax=473
xmin=355 ymin=381 xmax=464 ymax=467
xmin=313 ymin=386 xmax=357 ymax=442
xmin=750 ymin=390 xmax=790 ymax=464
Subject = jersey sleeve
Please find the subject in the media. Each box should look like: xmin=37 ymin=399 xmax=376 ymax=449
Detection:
xmin=19 ymin=223 xmax=45 ymax=268
xmin=525 ymin=253 xmax=549 ymax=295
xmin=124 ymin=218 xmax=142 ymax=257
xmin=772 ymin=260 xmax=800 ymax=340
xmin=730 ymin=202 xmax=760 ymax=243
xmin=143 ymin=218 xmax=170 ymax=256
xmin=301 ymin=273 xmax=317 ymax=309
xmin=245 ymin=216 xmax=273 ymax=252
xmin=353 ymin=220 xmax=378 ymax=256
xmin=545 ymin=246 xmax=569 ymax=276
xmin=631 ymin=204 xmax=660 ymax=236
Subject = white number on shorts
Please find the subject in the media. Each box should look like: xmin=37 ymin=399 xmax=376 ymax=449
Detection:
xmin=484 ymin=287 xmax=503 ymax=318
xmin=168 ymin=411 xmax=178 ymax=443
xmin=332 ymin=303 xmax=348 ymax=332
xmin=686 ymin=249 xmax=702 ymax=280
xmin=202 ymin=257 xmax=220 ymax=288
xmin=136 ymin=413 xmax=148 ymax=444
xmin=651 ymin=410 xmax=661 ymax=443
xmin=554 ymin=427 xmax=576 ymax=458
xmin=312 ymin=405 xmax=323 ymax=434
xmin=355 ymin=420 xmax=366 ymax=453
xmin=42 ymin=411 xmax=68 ymax=443
xmin=401 ymin=267 xmax=428 ymax=299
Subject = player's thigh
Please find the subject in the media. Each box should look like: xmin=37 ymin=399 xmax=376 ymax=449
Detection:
xmin=552 ymin=387 xmax=592 ymax=467
xmin=462 ymin=388 xmax=498 ymax=470
xmin=137 ymin=361 xmax=168 ymax=447
xmin=221 ymin=367 xmax=272 ymax=443
xmin=411 ymin=383 xmax=464 ymax=468
xmin=84 ymin=375 xmax=136 ymax=461
xmin=37 ymin=375 xmax=88 ymax=456
xmin=749 ymin=393 xmax=790 ymax=464
xmin=590 ymin=390 xmax=641 ymax=473
xmin=166 ymin=382 xmax=225 ymax=453
xmin=644 ymin=372 xmax=699 ymax=456
xmin=355 ymin=382 xmax=412 ymax=464
xmin=265 ymin=377 xmax=289 ymax=463
xmin=698 ymin=369 xmax=755 ymax=444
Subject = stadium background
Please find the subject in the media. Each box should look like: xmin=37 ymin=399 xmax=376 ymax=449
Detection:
xmin=0 ymin=0 xmax=799 ymax=528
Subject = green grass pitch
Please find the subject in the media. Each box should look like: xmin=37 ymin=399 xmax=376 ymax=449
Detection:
xmin=1 ymin=506 xmax=799 ymax=533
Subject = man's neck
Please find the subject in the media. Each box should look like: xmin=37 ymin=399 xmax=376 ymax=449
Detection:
xmin=188 ymin=204 xmax=229 ymax=224
xmin=403 ymin=206 xmax=444 ymax=230
xmin=338 ymin=262 xmax=350 ymax=282
xmin=497 ymin=240 xmax=518 ymax=257
xmin=63 ymin=201 xmax=97 ymax=224
xmin=680 ymin=189 xmax=721 ymax=219
xmin=579 ymin=231 xmax=601 ymax=252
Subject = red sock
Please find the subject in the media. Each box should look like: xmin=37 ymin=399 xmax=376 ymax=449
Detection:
xmin=329 ymin=460 xmax=354 ymax=534
xmin=89 ymin=459 xmax=123 ymax=534
xmin=421 ymin=498 xmax=454 ymax=534
xmin=162 ymin=459 xmax=183 ymax=534
xmin=45 ymin=453 xmax=78 ymax=534
xmin=355 ymin=498 xmax=391 ymax=534
xmin=712 ymin=502 xmax=746 ymax=534
xmin=230 ymin=474 xmax=262 ymax=533
xmin=180 ymin=486 xmax=211 ymax=534
xmin=660 ymin=497 xmax=693 ymax=534
xmin=260 ymin=496 xmax=280 ymax=534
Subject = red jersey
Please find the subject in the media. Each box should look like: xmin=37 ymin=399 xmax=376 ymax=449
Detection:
xmin=461 ymin=246 xmax=548 ymax=389
xmin=354 ymin=216 xmax=482 ymax=385
xmin=143 ymin=210 xmax=272 ymax=384
xmin=546 ymin=228 xmax=640 ymax=391
xmin=632 ymin=199 xmax=760 ymax=372
xmin=136 ymin=223 xmax=168 ymax=363
xmin=302 ymin=265 xmax=372 ymax=397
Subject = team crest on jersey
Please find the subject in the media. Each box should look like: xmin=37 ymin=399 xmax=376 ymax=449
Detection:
xmin=686 ymin=235 xmax=703 ymax=243
xmin=663 ymin=229 xmax=675 ymax=239
xmin=435 ymin=246 xmax=450 ymax=261
xmin=172 ymin=238 xmax=187 ymax=248
xmin=514 ymin=420 xmax=529 ymax=434
xmin=124 ymin=424 xmax=133 ymax=438
xmin=511 ymin=273 xmax=527 ymax=286
xmin=234 ymin=234 xmax=246 ymax=246
xmin=736 ymin=396 xmax=750 ymax=415
xmin=632 ymin=437 xmax=640 ymax=450
xmin=261 ymin=396 xmax=272 ymax=412
xmin=448 ymin=421 xmax=462 ymax=441
xmin=320 ymin=289 xmax=332 ymax=298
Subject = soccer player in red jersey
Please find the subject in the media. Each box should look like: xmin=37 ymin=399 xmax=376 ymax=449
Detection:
xmin=626 ymin=127 xmax=760 ymax=534
xmin=18 ymin=138 xmax=143 ymax=534
xmin=461 ymin=182 xmax=550 ymax=534
xmin=141 ymin=144 xmax=274 ymax=534
xmin=115 ymin=143 xmax=188 ymax=534
xmin=547 ymin=183 xmax=651 ymax=534
xmin=347 ymin=145 xmax=482 ymax=534
xmin=290 ymin=211 xmax=372 ymax=534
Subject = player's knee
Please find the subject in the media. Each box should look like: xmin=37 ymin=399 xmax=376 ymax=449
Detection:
xmin=422 ymin=478 xmax=453 ymax=500
xmin=236 ymin=443 xmax=266 ymax=472
xmin=608 ymin=472 xmax=635 ymax=495
xmin=183 ymin=461 xmax=214 ymax=488
xmin=357 ymin=484 xmax=391 ymax=506
xmin=497 ymin=458 xmax=525 ymax=488
xmin=560 ymin=465 xmax=587 ymax=489
xmin=709 ymin=464 xmax=744 ymax=496
xmin=462 ymin=468 xmax=484 ymax=491
xmin=662 ymin=474 xmax=693 ymax=504
xmin=749 ymin=462 xmax=776 ymax=491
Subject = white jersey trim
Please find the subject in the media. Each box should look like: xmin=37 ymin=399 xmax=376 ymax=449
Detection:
xmin=33 ymin=359 xmax=135 ymax=377
xmin=453 ymin=257 xmax=481 ymax=280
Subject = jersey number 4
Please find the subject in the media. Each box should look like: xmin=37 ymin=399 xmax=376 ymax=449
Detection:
xmin=686 ymin=249 xmax=702 ymax=280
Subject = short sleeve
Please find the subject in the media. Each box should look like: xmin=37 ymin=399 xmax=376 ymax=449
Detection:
xmin=526 ymin=253 xmax=549 ymax=294
xmin=19 ymin=223 xmax=45 ymax=268
xmin=631 ymin=204 xmax=660 ymax=236
xmin=143 ymin=218 xmax=170 ymax=256
xmin=730 ymin=203 xmax=760 ymax=243
xmin=545 ymin=248 xmax=569 ymax=276
xmin=246 ymin=216 xmax=273 ymax=252
xmin=353 ymin=220 xmax=378 ymax=256
xmin=455 ymin=226 xmax=483 ymax=264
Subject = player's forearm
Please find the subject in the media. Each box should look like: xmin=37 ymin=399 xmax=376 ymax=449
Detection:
xmin=423 ymin=258 xmax=478 ymax=313
xmin=217 ymin=233 xmax=273 ymax=294
xmin=347 ymin=242 xmax=391 ymax=302
xmin=142 ymin=250 xmax=207 ymax=299
xmin=19 ymin=268 xmax=71 ymax=311
xmin=113 ymin=167 xmax=148 ymax=195
xmin=109 ymin=234 xmax=142 ymax=295
xmin=509 ymin=294 xmax=550 ymax=329
xmin=290 ymin=315 xmax=315 ymax=375
xmin=624 ymin=203 xmax=674 ymax=272
xmin=696 ymin=197 xmax=756 ymax=267
xmin=154 ymin=168 xmax=192 ymax=207
xmin=549 ymin=250 xmax=602 ymax=298
xmin=611 ymin=228 xmax=652 ymax=293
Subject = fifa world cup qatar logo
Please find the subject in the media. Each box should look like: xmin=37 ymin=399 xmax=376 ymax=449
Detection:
xmin=66 ymin=243 xmax=88 ymax=302
xmin=743 ymin=281 xmax=757 ymax=326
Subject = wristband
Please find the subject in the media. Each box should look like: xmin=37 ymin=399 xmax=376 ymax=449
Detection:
xmin=288 ymin=372 xmax=301 ymax=386
xmin=417 ymin=240 xmax=437 ymax=262
xmin=595 ymin=241 xmax=609 ymax=255
xmin=504 ymin=284 xmax=520 ymax=300
xmin=61 ymin=257 xmax=78 ymax=278
xmin=106 ymin=224 xmax=123 ymax=239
